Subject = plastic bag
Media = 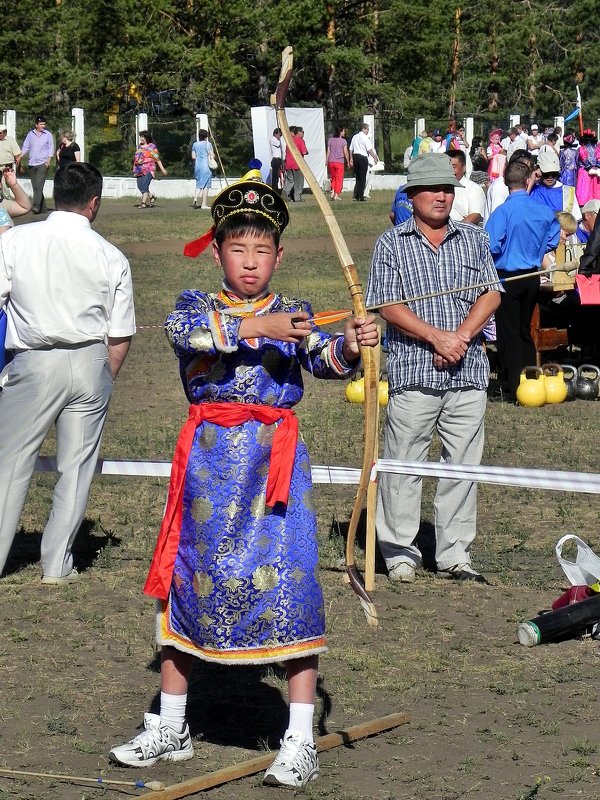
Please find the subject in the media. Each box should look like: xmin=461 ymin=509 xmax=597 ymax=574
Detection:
xmin=555 ymin=534 xmax=600 ymax=586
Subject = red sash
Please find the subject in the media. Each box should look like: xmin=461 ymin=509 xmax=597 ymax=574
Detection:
xmin=143 ymin=402 xmax=298 ymax=599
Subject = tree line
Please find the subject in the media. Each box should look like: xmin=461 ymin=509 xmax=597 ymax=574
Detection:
xmin=3 ymin=0 xmax=598 ymax=170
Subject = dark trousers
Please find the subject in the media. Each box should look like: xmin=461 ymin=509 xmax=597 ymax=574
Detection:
xmin=29 ymin=164 xmax=48 ymax=212
xmin=353 ymin=153 xmax=368 ymax=200
xmin=270 ymin=158 xmax=282 ymax=193
xmin=494 ymin=269 xmax=540 ymax=397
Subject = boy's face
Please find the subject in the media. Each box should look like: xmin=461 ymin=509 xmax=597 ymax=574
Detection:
xmin=213 ymin=233 xmax=283 ymax=299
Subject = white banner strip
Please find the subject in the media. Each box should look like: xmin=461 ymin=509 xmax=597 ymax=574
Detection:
xmin=33 ymin=457 xmax=600 ymax=493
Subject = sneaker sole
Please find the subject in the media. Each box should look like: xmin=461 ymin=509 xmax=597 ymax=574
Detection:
xmin=263 ymin=768 xmax=319 ymax=787
xmin=109 ymin=746 xmax=194 ymax=768
xmin=41 ymin=575 xmax=79 ymax=586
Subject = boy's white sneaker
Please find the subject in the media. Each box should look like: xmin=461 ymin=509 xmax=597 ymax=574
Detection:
xmin=263 ymin=729 xmax=319 ymax=788
xmin=109 ymin=713 xmax=194 ymax=767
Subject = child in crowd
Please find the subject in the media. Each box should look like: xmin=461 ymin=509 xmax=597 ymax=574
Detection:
xmin=109 ymin=170 xmax=378 ymax=788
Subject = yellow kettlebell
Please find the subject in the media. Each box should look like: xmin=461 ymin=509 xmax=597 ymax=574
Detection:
xmin=543 ymin=363 xmax=567 ymax=404
xmin=378 ymin=379 xmax=389 ymax=406
xmin=516 ymin=366 xmax=546 ymax=407
xmin=345 ymin=376 xmax=365 ymax=404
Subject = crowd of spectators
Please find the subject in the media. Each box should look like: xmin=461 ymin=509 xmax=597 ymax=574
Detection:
xmin=400 ymin=122 xmax=600 ymax=391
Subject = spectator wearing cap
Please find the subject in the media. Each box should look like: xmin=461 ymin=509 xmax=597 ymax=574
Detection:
xmin=576 ymin=200 xmax=600 ymax=243
xmin=366 ymin=153 xmax=501 ymax=585
xmin=485 ymin=160 xmax=560 ymax=400
xmin=429 ymin=129 xmax=446 ymax=153
xmin=530 ymin=150 xmax=582 ymax=220
xmin=20 ymin=115 xmax=54 ymax=214
xmin=0 ymin=125 xmax=21 ymax=198
xmin=526 ymin=124 xmax=544 ymax=157
xmin=559 ymin=134 xmax=578 ymax=187
xmin=447 ymin=149 xmax=485 ymax=225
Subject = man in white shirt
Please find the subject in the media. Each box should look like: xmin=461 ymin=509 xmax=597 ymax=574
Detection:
xmin=527 ymin=123 xmax=544 ymax=156
xmin=268 ymin=128 xmax=285 ymax=194
xmin=349 ymin=123 xmax=378 ymax=201
xmin=429 ymin=129 xmax=446 ymax=153
xmin=447 ymin=149 xmax=485 ymax=224
xmin=0 ymin=162 xmax=136 ymax=583
xmin=483 ymin=149 xmax=536 ymax=223
xmin=504 ymin=128 xmax=521 ymax=162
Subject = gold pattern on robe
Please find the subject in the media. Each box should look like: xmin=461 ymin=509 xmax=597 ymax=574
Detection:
xmin=257 ymin=533 xmax=272 ymax=549
xmin=193 ymin=466 xmax=211 ymax=482
xmin=250 ymin=492 xmax=266 ymax=519
xmin=260 ymin=607 xmax=278 ymax=623
xmin=228 ymin=429 xmax=246 ymax=448
xmin=193 ymin=571 xmax=214 ymax=597
xmin=188 ymin=328 xmax=214 ymax=350
xmin=216 ymin=537 xmax=236 ymax=556
xmin=303 ymin=488 xmax=316 ymax=513
xmin=199 ymin=613 xmax=213 ymax=628
xmin=195 ymin=539 xmax=209 ymax=557
xmin=224 ymin=499 xmax=239 ymax=520
xmin=256 ymin=423 xmax=275 ymax=447
xmin=191 ymin=497 xmax=213 ymax=524
xmin=257 ymin=462 xmax=269 ymax=479
xmin=252 ymin=565 xmax=280 ymax=592
xmin=223 ymin=576 xmax=243 ymax=593
xmin=291 ymin=567 xmax=306 ymax=583
xmin=198 ymin=425 xmax=217 ymax=449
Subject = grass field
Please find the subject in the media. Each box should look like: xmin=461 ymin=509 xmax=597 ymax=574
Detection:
xmin=1 ymin=194 xmax=600 ymax=800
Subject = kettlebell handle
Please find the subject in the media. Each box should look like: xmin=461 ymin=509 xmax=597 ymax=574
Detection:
xmin=578 ymin=364 xmax=600 ymax=379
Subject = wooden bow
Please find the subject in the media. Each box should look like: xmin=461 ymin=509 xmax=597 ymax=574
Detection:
xmin=271 ymin=46 xmax=379 ymax=626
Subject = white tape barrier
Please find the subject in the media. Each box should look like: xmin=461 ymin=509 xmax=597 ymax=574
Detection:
xmin=33 ymin=457 xmax=600 ymax=493
xmin=375 ymin=460 xmax=600 ymax=494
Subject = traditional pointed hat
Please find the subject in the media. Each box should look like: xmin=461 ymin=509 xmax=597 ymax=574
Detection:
xmin=184 ymin=169 xmax=290 ymax=257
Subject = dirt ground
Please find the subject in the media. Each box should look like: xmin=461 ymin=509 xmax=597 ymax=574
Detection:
xmin=3 ymin=200 xmax=600 ymax=800
xmin=2 ymin=565 xmax=600 ymax=800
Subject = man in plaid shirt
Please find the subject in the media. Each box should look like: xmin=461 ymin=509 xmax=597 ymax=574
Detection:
xmin=366 ymin=154 xmax=501 ymax=585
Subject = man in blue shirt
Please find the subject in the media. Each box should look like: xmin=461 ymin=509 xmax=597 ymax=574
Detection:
xmin=485 ymin=160 xmax=561 ymax=400
xmin=389 ymin=187 xmax=412 ymax=225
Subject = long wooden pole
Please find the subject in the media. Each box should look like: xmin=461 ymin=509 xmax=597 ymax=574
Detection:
xmin=272 ymin=46 xmax=379 ymax=627
xmin=151 ymin=712 xmax=410 ymax=800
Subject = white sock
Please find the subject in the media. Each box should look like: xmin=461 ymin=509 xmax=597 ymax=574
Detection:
xmin=287 ymin=702 xmax=315 ymax=742
xmin=160 ymin=691 xmax=187 ymax=731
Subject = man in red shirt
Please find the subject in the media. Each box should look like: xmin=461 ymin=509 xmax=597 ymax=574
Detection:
xmin=283 ymin=126 xmax=308 ymax=202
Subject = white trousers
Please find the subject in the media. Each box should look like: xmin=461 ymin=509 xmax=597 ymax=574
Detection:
xmin=0 ymin=343 xmax=113 ymax=577
xmin=377 ymin=388 xmax=486 ymax=571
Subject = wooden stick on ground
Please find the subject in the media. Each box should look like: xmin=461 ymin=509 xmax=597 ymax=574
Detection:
xmin=151 ymin=712 xmax=410 ymax=800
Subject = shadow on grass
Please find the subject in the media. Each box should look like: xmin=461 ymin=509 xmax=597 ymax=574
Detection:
xmin=3 ymin=517 xmax=121 ymax=576
xmin=143 ymin=653 xmax=333 ymax=750
xmin=330 ymin=509 xmax=440 ymax=576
